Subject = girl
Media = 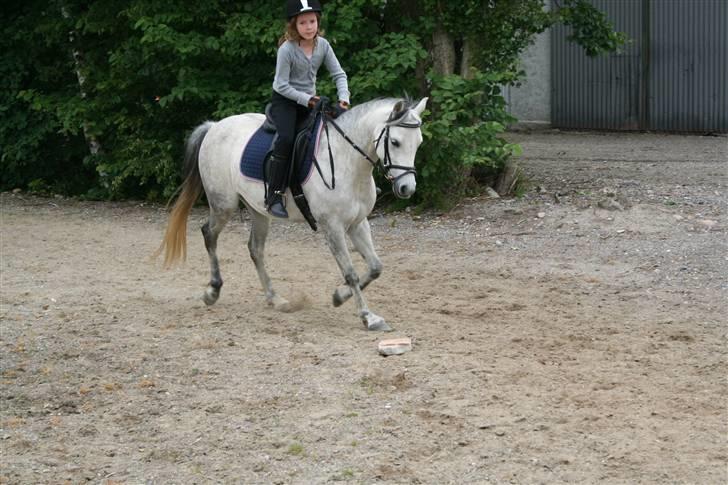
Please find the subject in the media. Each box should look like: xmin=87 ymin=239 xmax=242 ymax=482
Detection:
xmin=266 ymin=0 xmax=351 ymax=218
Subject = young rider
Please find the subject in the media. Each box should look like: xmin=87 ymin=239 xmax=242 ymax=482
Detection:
xmin=266 ymin=0 xmax=351 ymax=218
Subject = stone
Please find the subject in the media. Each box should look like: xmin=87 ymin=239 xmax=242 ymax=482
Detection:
xmin=698 ymin=219 xmax=717 ymax=228
xmin=378 ymin=337 xmax=412 ymax=356
xmin=597 ymin=198 xmax=624 ymax=211
xmin=485 ymin=187 xmax=500 ymax=199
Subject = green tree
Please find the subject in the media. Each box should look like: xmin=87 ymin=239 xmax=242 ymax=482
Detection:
xmin=1 ymin=0 xmax=624 ymax=205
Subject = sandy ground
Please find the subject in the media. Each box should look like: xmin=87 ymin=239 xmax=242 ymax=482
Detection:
xmin=1 ymin=131 xmax=726 ymax=484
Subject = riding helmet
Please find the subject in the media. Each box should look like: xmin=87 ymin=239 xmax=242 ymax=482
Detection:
xmin=286 ymin=0 xmax=322 ymax=19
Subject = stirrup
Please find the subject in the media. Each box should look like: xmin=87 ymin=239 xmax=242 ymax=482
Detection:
xmin=266 ymin=193 xmax=288 ymax=218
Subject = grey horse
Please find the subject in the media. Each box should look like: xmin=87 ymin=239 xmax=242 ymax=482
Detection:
xmin=157 ymin=97 xmax=427 ymax=331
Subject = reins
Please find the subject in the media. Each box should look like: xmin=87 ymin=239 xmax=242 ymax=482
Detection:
xmin=312 ymin=100 xmax=421 ymax=191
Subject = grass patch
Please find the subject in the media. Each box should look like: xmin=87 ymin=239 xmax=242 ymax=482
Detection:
xmin=287 ymin=443 xmax=304 ymax=456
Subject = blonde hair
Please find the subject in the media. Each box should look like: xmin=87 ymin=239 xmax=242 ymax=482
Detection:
xmin=278 ymin=13 xmax=323 ymax=46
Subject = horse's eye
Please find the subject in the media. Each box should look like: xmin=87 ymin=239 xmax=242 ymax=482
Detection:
xmin=391 ymin=139 xmax=400 ymax=148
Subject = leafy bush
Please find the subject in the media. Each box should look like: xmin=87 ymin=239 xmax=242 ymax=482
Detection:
xmin=417 ymin=71 xmax=522 ymax=208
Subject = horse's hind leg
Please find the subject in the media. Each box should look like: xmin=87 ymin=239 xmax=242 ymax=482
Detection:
xmin=248 ymin=211 xmax=291 ymax=311
xmin=202 ymin=206 xmax=235 ymax=305
xmin=333 ymin=219 xmax=382 ymax=307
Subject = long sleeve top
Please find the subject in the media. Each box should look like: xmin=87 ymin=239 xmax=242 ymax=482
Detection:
xmin=273 ymin=37 xmax=350 ymax=107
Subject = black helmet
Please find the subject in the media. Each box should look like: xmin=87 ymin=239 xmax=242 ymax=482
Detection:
xmin=286 ymin=0 xmax=322 ymax=19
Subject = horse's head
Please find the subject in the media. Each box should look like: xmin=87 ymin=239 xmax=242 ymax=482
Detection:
xmin=374 ymin=97 xmax=428 ymax=199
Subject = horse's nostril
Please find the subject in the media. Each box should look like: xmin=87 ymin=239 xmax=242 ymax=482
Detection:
xmin=400 ymin=185 xmax=409 ymax=195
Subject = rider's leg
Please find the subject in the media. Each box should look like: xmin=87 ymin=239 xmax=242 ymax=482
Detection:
xmin=266 ymin=93 xmax=303 ymax=218
xmin=265 ymin=153 xmax=290 ymax=218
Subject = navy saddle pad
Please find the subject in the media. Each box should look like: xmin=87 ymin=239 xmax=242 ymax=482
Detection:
xmin=240 ymin=116 xmax=322 ymax=184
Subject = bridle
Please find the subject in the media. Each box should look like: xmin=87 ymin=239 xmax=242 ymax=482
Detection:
xmin=372 ymin=120 xmax=421 ymax=183
xmin=314 ymin=103 xmax=421 ymax=191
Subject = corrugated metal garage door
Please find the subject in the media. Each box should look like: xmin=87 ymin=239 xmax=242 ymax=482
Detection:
xmin=552 ymin=0 xmax=728 ymax=132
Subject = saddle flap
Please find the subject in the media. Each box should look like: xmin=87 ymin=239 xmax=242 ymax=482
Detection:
xmin=262 ymin=104 xmax=276 ymax=133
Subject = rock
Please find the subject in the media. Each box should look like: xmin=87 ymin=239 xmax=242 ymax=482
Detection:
xmin=597 ymin=198 xmax=624 ymax=211
xmin=485 ymin=187 xmax=500 ymax=199
xmin=378 ymin=337 xmax=412 ymax=356
xmin=78 ymin=425 xmax=98 ymax=437
xmin=537 ymin=212 xmax=546 ymax=219
xmin=12 ymin=188 xmax=22 ymax=194
xmin=698 ymin=219 xmax=717 ymax=228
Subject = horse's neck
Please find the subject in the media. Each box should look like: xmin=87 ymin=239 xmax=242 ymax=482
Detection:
xmin=325 ymin=105 xmax=390 ymax=176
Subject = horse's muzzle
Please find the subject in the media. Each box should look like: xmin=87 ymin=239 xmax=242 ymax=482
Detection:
xmin=394 ymin=176 xmax=416 ymax=199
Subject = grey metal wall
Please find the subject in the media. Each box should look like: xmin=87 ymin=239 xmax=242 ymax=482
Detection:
xmin=649 ymin=0 xmax=728 ymax=131
xmin=551 ymin=0 xmax=728 ymax=132
xmin=552 ymin=0 xmax=644 ymax=130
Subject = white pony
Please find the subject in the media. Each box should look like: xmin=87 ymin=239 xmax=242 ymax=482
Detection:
xmin=157 ymin=97 xmax=427 ymax=331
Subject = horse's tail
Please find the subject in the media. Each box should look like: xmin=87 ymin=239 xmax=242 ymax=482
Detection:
xmin=155 ymin=121 xmax=215 ymax=268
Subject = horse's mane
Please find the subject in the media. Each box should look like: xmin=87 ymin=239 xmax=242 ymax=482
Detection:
xmin=334 ymin=97 xmax=419 ymax=130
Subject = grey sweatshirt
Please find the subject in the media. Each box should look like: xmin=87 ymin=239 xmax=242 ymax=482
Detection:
xmin=273 ymin=37 xmax=350 ymax=107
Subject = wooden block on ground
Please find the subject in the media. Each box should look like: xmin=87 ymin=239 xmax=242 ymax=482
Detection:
xmin=378 ymin=337 xmax=412 ymax=356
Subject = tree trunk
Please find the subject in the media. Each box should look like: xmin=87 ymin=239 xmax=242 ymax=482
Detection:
xmin=61 ymin=5 xmax=102 ymax=157
xmin=495 ymin=159 xmax=522 ymax=196
xmin=432 ymin=25 xmax=456 ymax=76
xmin=461 ymin=38 xmax=474 ymax=79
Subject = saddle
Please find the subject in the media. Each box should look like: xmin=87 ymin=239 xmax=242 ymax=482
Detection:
xmin=261 ymin=103 xmax=320 ymax=231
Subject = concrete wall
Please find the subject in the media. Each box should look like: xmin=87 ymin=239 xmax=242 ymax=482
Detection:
xmin=504 ymin=8 xmax=552 ymax=128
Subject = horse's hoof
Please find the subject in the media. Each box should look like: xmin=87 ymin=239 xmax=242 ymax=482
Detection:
xmin=270 ymin=295 xmax=292 ymax=313
xmin=332 ymin=289 xmax=346 ymax=307
xmin=363 ymin=313 xmax=393 ymax=332
xmin=202 ymin=287 xmax=219 ymax=306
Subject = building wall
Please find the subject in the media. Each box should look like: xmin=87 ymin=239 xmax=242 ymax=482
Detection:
xmin=550 ymin=0 xmax=728 ymax=132
xmin=504 ymin=28 xmax=552 ymax=128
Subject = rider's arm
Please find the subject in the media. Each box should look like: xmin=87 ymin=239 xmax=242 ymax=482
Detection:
xmin=273 ymin=43 xmax=314 ymax=107
xmin=321 ymin=39 xmax=350 ymax=106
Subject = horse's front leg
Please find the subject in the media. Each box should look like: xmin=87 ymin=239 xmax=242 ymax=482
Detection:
xmin=324 ymin=224 xmax=392 ymax=332
xmin=333 ymin=218 xmax=382 ymax=307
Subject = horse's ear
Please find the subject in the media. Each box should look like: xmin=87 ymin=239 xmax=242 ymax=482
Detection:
xmin=387 ymin=101 xmax=406 ymax=122
xmin=413 ymin=97 xmax=428 ymax=116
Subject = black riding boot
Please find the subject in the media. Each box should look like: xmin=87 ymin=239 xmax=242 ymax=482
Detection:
xmin=265 ymin=154 xmax=289 ymax=218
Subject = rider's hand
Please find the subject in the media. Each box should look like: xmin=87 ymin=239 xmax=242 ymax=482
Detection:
xmin=331 ymin=100 xmax=350 ymax=118
xmin=308 ymin=96 xmax=320 ymax=108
